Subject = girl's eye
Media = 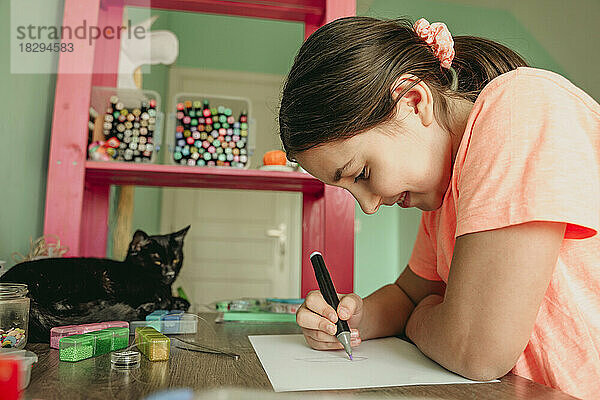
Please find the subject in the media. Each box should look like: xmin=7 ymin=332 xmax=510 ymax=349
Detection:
xmin=354 ymin=167 xmax=368 ymax=183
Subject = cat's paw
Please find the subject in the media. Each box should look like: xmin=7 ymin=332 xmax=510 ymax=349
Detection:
xmin=171 ymin=297 xmax=190 ymax=311
xmin=136 ymin=302 xmax=156 ymax=317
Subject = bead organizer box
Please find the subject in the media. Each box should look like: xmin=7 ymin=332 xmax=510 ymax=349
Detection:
xmin=59 ymin=334 xmax=95 ymax=362
xmin=102 ymin=327 xmax=129 ymax=351
xmin=59 ymin=327 xmax=129 ymax=362
xmin=50 ymin=321 xmax=129 ymax=348
xmin=168 ymin=94 xmax=253 ymax=168
xmin=129 ymin=310 xmax=197 ymax=335
xmin=135 ymin=327 xmax=171 ymax=361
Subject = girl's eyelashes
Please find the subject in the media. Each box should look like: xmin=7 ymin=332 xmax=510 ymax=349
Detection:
xmin=354 ymin=167 xmax=368 ymax=183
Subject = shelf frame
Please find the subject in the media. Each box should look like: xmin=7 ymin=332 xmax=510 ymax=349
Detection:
xmin=44 ymin=0 xmax=356 ymax=296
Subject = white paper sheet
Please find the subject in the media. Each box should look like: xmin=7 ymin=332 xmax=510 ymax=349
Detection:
xmin=249 ymin=334 xmax=498 ymax=392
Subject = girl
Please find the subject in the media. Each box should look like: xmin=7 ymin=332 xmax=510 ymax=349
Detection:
xmin=281 ymin=17 xmax=600 ymax=399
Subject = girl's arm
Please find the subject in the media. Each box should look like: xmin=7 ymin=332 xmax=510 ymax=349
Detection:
xmin=358 ymin=266 xmax=446 ymax=341
xmin=405 ymin=221 xmax=566 ymax=381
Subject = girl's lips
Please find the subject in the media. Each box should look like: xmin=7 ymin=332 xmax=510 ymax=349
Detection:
xmin=398 ymin=191 xmax=410 ymax=208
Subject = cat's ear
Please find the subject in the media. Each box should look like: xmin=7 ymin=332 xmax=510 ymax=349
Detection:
xmin=129 ymin=230 xmax=150 ymax=253
xmin=171 ymin=225 xmax=190 ymax=243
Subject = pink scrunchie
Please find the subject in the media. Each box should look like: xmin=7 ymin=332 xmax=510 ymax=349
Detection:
xmin=413 ymin=18 xmax=455 ymax=69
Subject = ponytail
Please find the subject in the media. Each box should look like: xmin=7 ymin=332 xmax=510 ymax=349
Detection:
xmin=453 ymin=36 xmax=529 ymax=101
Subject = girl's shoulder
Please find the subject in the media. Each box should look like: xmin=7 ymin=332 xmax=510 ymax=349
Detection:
xmin=477 ymin=67 xmax=600 ymax=117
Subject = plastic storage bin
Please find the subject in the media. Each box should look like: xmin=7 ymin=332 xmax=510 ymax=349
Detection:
xmin=102 ymin=327 xmax=129 ymax=351
xmin=59 ymin=328 xmax=129 ymax=362
xmin=128 ymin=314 xmax=195 ymax=335
xmin=0 ymin=349 xmax=38 ymax=389
xmin=59 ymin=334 xmax=95 ymax=362
xmin=89 ymin=86 xmax=163 ymax=164
xmin=166 ymin=93 xmax=254 ymax=168
xmin=135 ymin=327 xmax=170 ymax=361
xmin=0 ymin=283 xmax=30 ymax=349
xmin=50 ymin=321 xmax=129 ymax=349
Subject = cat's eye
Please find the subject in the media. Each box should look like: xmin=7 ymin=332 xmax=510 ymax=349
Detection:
xmin=173 ymin=259 xmax=179 ymax=264
xmin=154 ymin=260 xmax=161 ymax=266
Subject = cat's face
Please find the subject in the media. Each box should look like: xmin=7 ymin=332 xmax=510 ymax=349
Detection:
xmin=126 ymin=226 xmax=190 ymax=285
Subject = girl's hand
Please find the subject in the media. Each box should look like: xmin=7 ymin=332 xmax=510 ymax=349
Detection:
xmin=296 ymin=290 xmax=363 ymax=350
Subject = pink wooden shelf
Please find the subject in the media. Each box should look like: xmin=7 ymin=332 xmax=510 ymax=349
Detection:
xmin=85 ymin=161 xmax=324 ymax=194
xmin=45 ymin=0 xmax=356 ymax=296
xmin=121 ymin=0 xmax=325 ymax=24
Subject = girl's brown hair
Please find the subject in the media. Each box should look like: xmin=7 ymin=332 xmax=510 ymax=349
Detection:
xmin=279 ymin=16 xmax=529 ymax=160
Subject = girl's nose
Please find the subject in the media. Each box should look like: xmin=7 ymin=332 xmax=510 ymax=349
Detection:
xmin=347 ymin=188 xmax=380 ymax=215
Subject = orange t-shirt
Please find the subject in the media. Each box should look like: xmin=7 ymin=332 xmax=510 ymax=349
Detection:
xmin=408 ymin=67 xmax=600 ymax=399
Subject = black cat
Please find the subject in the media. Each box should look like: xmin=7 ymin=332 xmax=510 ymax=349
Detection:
xmin=0 ymin=226 xmax=191 ymax=342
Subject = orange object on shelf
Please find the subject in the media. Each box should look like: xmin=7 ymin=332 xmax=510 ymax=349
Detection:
xmin=263 ymin=150 xmax=287 ymax=166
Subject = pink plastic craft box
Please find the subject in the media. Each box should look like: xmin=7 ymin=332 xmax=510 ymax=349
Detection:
xmin=50 ymin=321 xmax=128 ymax=349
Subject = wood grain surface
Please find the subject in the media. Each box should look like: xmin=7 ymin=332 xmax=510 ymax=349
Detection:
xmin=23 ymin=313 xmax=578 ymax=399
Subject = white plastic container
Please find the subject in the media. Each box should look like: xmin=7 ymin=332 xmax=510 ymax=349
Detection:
xmin=89 ymin=86 xmax=163 ymax=164
xmin=166 ymin=93 xmax=255 ymax=169
xmin=0 ymin=349 xmax=38 ymax=389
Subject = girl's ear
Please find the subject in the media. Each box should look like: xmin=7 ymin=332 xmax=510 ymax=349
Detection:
xmin=390 ymin=74 xmax=434 ymax=127
xmin=129 ymin=230 xmax=150 ymax=253
xmin=171 ymin=225 xmax=191 ymax=243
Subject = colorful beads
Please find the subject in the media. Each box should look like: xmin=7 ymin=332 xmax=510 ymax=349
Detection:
xmin=58 ymin=327 xmax=129 ymax=362
xmin=59 ymin=334 xmax=95 ymax=362
xmin=0 ymin=328 xmax=26 ymax=349
xmin=135 ymin=327 xmax=170 ymax=361
xmin=102 ymin=327 xmax=129 ymax=351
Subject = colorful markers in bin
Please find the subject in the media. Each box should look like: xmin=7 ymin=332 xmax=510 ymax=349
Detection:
xmin=135 ymin=327 xmax=170 ymax=361
xmin=91 ymin=94 xmax=159 ymax=163
xmin=173 ymin=98 xmax=248 ymax=168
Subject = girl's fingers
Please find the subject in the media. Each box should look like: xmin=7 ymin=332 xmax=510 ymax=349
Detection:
xmin=303 ymin=327 xmax=361 ymax=343
xmin=337 ymin=293 xmax=363 ymax=320
xmin=302 ymin=327 xmax=338 ymax=343
xmin=304 ymin=333 xmax=362 ymax=350
xmin=296 ymin=304 xmax=337 ymax=334
xmin=304 ymin=290 xmax=338 ymax=323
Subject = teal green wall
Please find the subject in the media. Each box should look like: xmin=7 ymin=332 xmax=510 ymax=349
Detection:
xmin=366 ymin=0 xmax=565 ymax=75
xmin=0 ymin=0 xmax=61 ymax=267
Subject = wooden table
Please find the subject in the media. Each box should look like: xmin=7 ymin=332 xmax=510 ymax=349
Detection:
xmin=23 ymin=313 xmax=577 ymax=399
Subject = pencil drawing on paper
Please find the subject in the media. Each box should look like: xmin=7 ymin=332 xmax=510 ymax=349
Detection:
xmin=294 ymin=355 xmax=368 ymax=363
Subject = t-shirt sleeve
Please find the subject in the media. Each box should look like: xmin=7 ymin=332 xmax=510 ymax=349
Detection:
xmin=408 ymin=213 xmax=442 ymax=281
xmin=456 ymin=70 xmax=600 ymax=239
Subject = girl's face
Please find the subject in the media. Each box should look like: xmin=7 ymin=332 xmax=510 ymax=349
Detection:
xmin=294 ymin=77 xmax=469 ymax=214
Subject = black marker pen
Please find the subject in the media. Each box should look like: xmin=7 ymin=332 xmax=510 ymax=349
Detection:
xmin=309 ymin=251 xmax=353 ymax=360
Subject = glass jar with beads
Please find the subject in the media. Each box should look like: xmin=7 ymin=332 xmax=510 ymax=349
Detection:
xmin=0 ymin=283 xmax=30 ymax=350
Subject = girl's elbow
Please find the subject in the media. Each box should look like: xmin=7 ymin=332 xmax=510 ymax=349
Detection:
xmin=457 ymin=347 xmax=516 ymax=382
xmin=458 ymin=364 xmax=507 ymax=382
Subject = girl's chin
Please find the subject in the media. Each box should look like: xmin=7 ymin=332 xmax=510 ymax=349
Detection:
xmin=417 ymin=195 xmax=445 ymax=211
